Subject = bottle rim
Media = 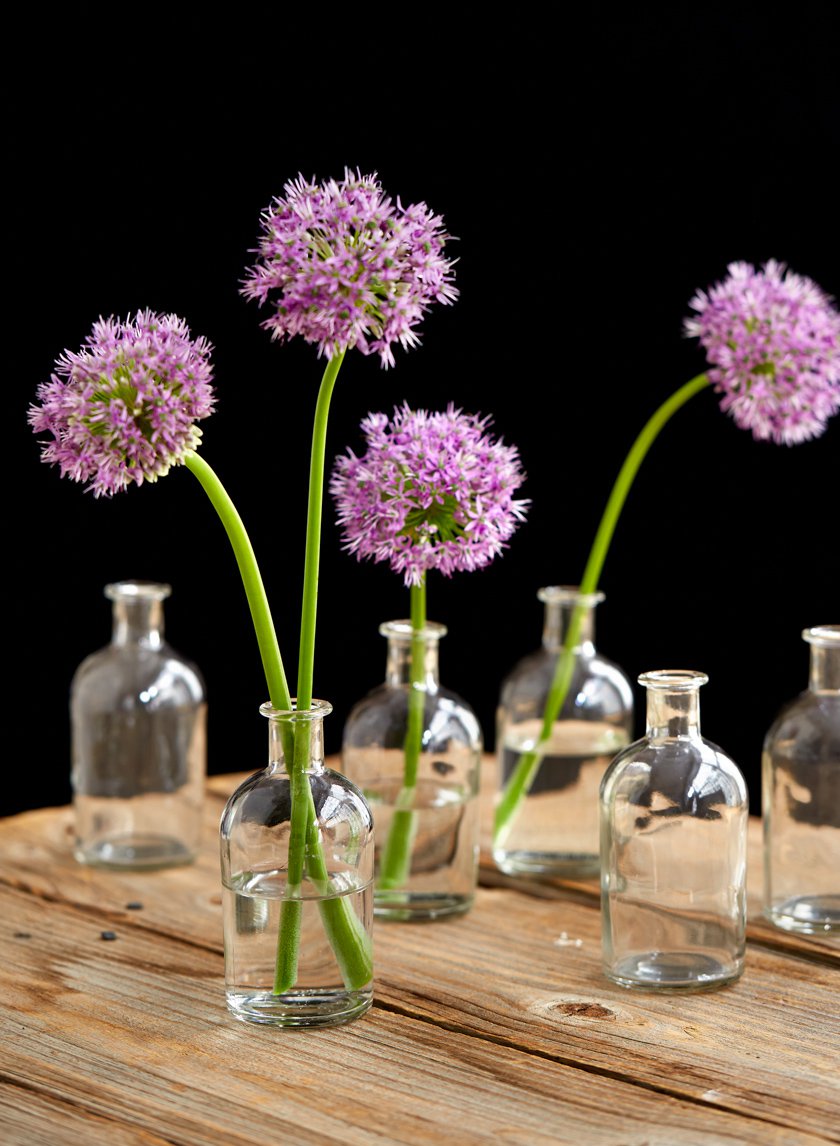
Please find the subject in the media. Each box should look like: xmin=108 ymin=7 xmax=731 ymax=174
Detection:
xmin=105 ymin=580 xmax=172 ymax=602
xmin=802 ymin=624 xmax=840 ymax=648
xmin=537 ymin=585 xmax=605 ymax=608
xmin=638 ymin=669 xmax=709 ymax=691
xmin=260 ymin=698 xmax=333 ymax=721
xmin=379 ymin=619 xmax=447 ymax=641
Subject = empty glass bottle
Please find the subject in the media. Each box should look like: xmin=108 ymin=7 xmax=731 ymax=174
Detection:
xmin=600 ymin=670 xmax=748 ymax=991
xmin=71 ymin=581 xmax=206 ymax=869
xmin=762 ymin=624 xmax=840 ymax=935
xmin=494 ymin=586 xmax=633 ymax=877
xmin=341 ymin=620 xmax=483 ymax=920
xmin=220 ymin=699 xmax=374 ymax=1027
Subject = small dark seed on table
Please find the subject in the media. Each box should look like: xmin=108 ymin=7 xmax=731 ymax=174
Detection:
xmin=125 ymin=902 xmax=144 ymax=910
xmin=13 ymin=932 xmax=32 ymax=939
xmin=100 ymin=931 xmax=117 ymax=941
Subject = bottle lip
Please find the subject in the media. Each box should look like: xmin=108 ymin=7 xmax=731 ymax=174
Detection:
xmin=803 ymin=625 xmax=840 ymax=648
xmin=260 ymin=698 xmax=333 ymax=721
xmin=537 ymin=585 xmax=605 ymax=608
xmin=379 ymin=619 xmax=447 ymax=641
xmin=638 ymin=669 xmax=709 ymax=691
xmin=105 ymin=580 xmax=172 ymax=602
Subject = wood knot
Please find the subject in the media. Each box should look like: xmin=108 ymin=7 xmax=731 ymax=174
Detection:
xmin=552 ymin=1002 xmax=615 ymax=1019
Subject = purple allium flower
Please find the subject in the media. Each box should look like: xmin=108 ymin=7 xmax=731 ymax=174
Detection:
xmin=241 ymin=169 xmax=458 ymax=369
xmin=684 ymin=260 xmax=840 ymax=444
xmin=330 ymin=404 xmax=529 ymax=587
xmin=28 ymin=310 xmax=216 ymax=497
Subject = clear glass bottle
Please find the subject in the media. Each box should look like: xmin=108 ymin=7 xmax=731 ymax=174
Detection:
xmin=341 ymin=620 xmax=483 ymax=920
xmin=70 ymin=580 xmax=206 ymax=869
xmin=494 ymin=586 xmax=633 ymax=877
xmin=220 ymin=699 xmax=374 ymax=1027
xmin=600 ymin=670 xmax=748 ymax=991
xmin=762 ymin=625 xmax=840 ymax=934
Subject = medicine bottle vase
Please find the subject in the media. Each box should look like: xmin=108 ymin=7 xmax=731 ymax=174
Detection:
xmin=495 ymin=587 xmax=633 ymax=878
xmin=220 ymin=699 xmax=374 ymax=1027
xmin=70 ymin=581 xmax=206 ymax=869
xmin=600 ymin=670 xmax=748 ymax=991
xmin=763 ymin=625 xmax=840 ymax=934
xmin=341 ymin=620 xmax=483 ymax=921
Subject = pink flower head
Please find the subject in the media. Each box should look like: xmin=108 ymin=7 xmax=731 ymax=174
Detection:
xmin=684 ymin=260 xmax=840 ymax=444
xmin=241 ymin=169 xmax=458 ymax=369
xmin=331 ymin=403 xmax=529 ymax=587
xmin=29 ymin=310 xmax=216 ymax=497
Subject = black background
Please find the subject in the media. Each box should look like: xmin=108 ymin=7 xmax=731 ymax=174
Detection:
xmin=8 ymin=10 xmax=839 ymax=817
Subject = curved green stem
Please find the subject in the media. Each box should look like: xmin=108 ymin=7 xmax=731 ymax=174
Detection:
xmin=297 ymin=350 xmax=345 ymax=707
xmin=379 ymin=577 xmax=426 ymax=889
xmin=183 ymin=452 xmax=291 ymax=711
xmin=274 ymin=350 xmax=372 ymax=994
xmin=493 ymin=373 xmax=712 ymax=846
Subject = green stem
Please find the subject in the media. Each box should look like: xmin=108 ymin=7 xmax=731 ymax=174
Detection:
xmin=379 ymin=577 xmax=426 ymax=889
xmin=183 ymin=452 xmax=291 ymax=712
xmin=273 ymin=350 xmax=371 ymax=993
xmin=493 ymin=373 xmax=712 ymax=846
xmin=297 ymin=350 xmax=345 ymax=708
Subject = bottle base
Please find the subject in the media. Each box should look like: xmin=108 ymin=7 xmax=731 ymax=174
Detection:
xmin=492 ymin=848 xmax=599 ymax=880
xmin=74 ymin=834 xmax=196 ymax=870
xmin=764 ymin=896 xmax=840 ymax=934
xmin=226 ymin=986 xmax=373 ymax=1028
xmin=604 ymin=951 xmax=743 ymax=992
xmin=374 ymin=890 xmax=474 ymax=921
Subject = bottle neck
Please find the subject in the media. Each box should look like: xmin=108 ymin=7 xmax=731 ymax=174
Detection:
xmin=265 ymin=701 xmax=329 ymax=773
xmin=111 ymin=598 xmax=165 ymax=649
xmin=385 ymin=633 xmax=441 ymax=691
xmin=640 ymin=670 xmax=707 ymax=740
xmin=805 ymin=627 xmax=840 ymax=693
xmin=380 ymin=620 xmax=446 ymax=690
xmin=539 ymin=587 xmax=602 ymax=655
xmin=645 ymin=688 xmax=702 ymax=739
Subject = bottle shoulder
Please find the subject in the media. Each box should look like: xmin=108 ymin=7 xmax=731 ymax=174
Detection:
xmin=343 ymin=681 xmax=483 ymax=750
xmin=764 ymin=691 xmax=840 ymax=762
xmin=601 ymin=733 xmax=748 ymax=809
xmin=220 ymin=765 xmax=373 ymax=837
xmin=71 ymin=640 xmax=205 ymax=705
xmin=499 ymin=647 xmax=633 ymax=720
xmin=764 ymin=691 xmax=840 ymax=741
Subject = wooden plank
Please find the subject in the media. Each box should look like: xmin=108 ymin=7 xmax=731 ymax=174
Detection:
xmin=0 ymin=1082 xmax=172 ymax=1146
xmin=0 ymin=884 xmax=830 ymax=1146
xmin=0 ymin=800 xmax=228 ymax=951
xmin=372 ymin=884 xmax=840 ymax=1140
xmin=2 ymin=772 xmax=837 ymax=1139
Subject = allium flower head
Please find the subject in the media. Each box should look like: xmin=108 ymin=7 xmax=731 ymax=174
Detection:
xmin=241 ymin=169 xmax=458 ymax=369
xmin=28 ymin=310 xmax=216 ymax=496
xmin=331 ymin=404 xmax=529 ymax=587
xmin=684 ymin=260 xmax=840 ymax=444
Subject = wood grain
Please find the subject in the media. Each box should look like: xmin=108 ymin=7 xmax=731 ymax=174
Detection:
xmin=373 ymin=886 xmax=840 ymax=1136
xmin=2 ymin=763 xmax=838 ymax=1145
xmin=0 ymin=884 xmax=832 ymax=1146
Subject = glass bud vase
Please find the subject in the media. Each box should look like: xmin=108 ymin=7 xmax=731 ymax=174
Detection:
xmin=600 ymin=670 xmax=748 ymax=991
xmin=341 ymin=620 xmax=483 ymax=921
xmin=70 ymin=580 xmax=207 ymax=869
xmin=494 ymin=586 xmax=634 ymax=878
xmin=220 ymin=700 xmax=374 ymax=1027
xmin=762 ymin=624 xmax=840 ymax=935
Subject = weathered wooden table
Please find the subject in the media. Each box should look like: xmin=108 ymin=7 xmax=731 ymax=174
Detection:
xmin=2 ymin=761 xmax=838 ymax=1145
